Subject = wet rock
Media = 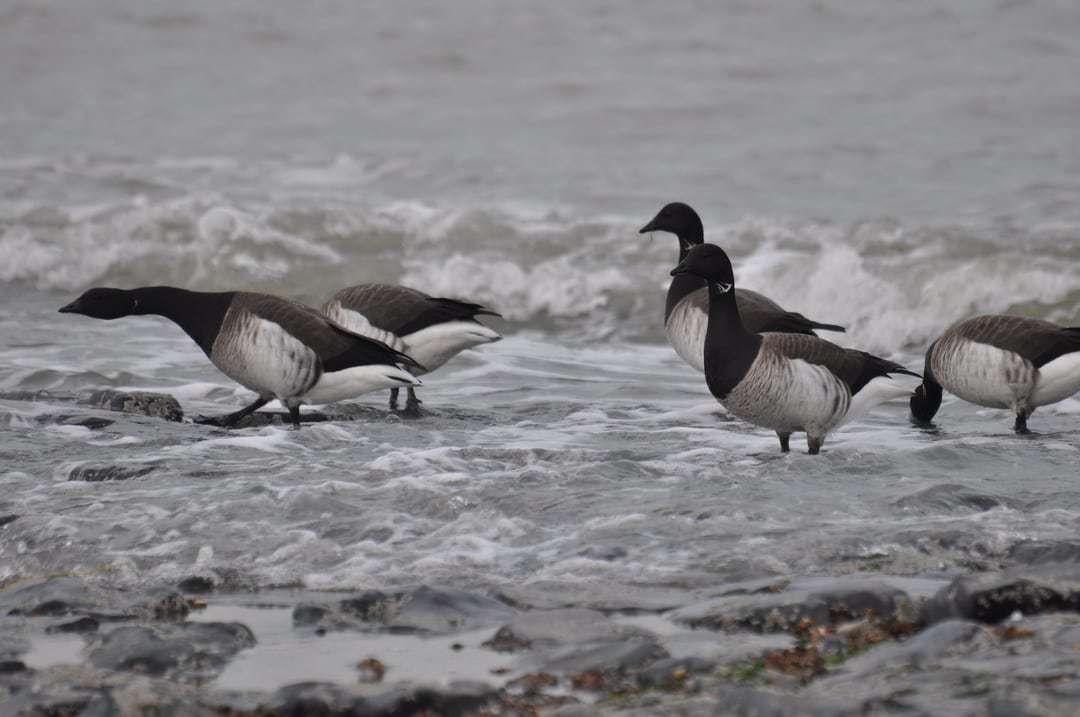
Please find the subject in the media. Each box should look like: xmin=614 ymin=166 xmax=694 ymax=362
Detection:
xmin=541 ymin=638 xmax=669 ymax=674
xmin=294 ymin=585 xmax=515 ymax=634
xmin=88 ymin=622 xmax=255 ymax=680
xmin=68 ymin=463 xmax=157 ymax=482
xmin=805 ymin=613 xmax=1080 ymax=714
xmin=266 ymin=680 xmax=498 ymax=716
xmin=634 ymin=656 xmax=716 ymax=689
xmin=46 ymin=616 xmax=100 ymax=634
xmin=177 ymin=576 xmax=215 ymax=594
xmin=497 ymin=580 xmax=690 ymax=612
xmin=0 ymin=659 xmax=27 ymax=673
xmin=84 ymin=389 xmax=184 ymax=422
xmin=151 ymin=593 xmax=194 ymax=620
xmin=673 ymin=577 xmax=919 ymax=633
xmin=578 ymin=545 xmax=628 ymax=561
xmin=0 ymin=514 xmax=16 ymax=528
xmin=554 ymin=685 xmax=834 ymax=717
xmin=482 ymin=608 xmax=652 ymax=653
xmin=1007 ymin=540 xmax=1080 ymax=566
xmin=49 ymin=414 xmax=115 ymax=430
xmin=0 ymin=576 xmax=109 ymax=618
xmin=893 ymin=483 xmax=1020 ymax=514
xmin=924 ymin=564 xmax=1080 ymax=624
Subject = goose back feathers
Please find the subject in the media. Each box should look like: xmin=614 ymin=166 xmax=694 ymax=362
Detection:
xmin=323 ymin=283 xmax=501 ymax=375
xmin=911 ymin=315 xmax=1080 ymax=432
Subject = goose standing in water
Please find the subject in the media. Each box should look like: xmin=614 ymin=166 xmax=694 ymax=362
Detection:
xmin=323 ymin=284 xmax=501 ymax=414
xmin=59 ymin=287 xmax=421 ymax=429
xmin=672 ymin=244 xmax=919 ymax=454
xmin=910 ymin=315 xmax=1080 ymax=433
xmin=639 ymin=202 xmax=844 ymax=372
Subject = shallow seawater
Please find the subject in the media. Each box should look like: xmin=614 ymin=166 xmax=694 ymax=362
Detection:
xmin=3 ymin=286 xmax=1079 ymax=599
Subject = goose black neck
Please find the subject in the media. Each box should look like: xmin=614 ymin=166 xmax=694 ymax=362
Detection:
xmin=130 ymin=287 xmax=235 ymax=356
xmin=702 ymin=278 xmax=760 ymax=399
xmin=675 ymin=216 xmax=705 ymax=263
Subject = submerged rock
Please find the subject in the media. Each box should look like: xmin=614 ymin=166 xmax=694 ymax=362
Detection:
xmin=924 ymin=564 xmax=1080 ymax=624
xmin=486 ymin=608 xmax=649 ymax=649
xmin=672 ymin=577 xmax=920 ymax=633
xmin=1007 ymin=540 xmax=1080 ymax=566
xmin=293 ymin=585 xmax=515 ymax=634
xmin=83 ymin=390 xmax=184 ymax=422
xmin=806 ymin=613 xmax=1080 ymax=714
xmin=46 ymin=616 xmax=100 ymax=634
xmin=893 ymin=483 xmax=1021 ymax=514
xmin=177 ymin=576 xmax=215 ymax=594
xmin=68 ymin=463 xmax=157 ymax=482
xmin=0 ymin=577 xmax=113 ymax=618
xmin=88 ymin=622 xmax=255 ymax=681
xmin=266 ymin=680 xmax=498 ymax=716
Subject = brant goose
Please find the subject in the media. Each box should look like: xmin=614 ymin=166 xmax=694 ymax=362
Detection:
xmin=323 ymin=284 xmax=500 ymax=414
xmin=672 ymin=244 xmax=919 ymax=454
xmin=640 ymin=202 xmax=844 ymax=371
xmin=911 ymin=315 xmax=1080 ymax=433
xmin=59 ymin=287 xmax=421 ymax=429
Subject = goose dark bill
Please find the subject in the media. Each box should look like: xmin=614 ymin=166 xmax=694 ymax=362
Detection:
xmin=59 ymin=286 xmax=422 ymax=429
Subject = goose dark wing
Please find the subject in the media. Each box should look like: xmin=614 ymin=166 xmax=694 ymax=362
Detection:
xmin=953 ymin=315 xmax=1080 ymax=368
xmin=329 ymin=284 xmax=500 ymax=337
xmin=762 ymin=333 xmax=919 ymax=395
xmin=737 ymin=289 xmax=846 ymax=335
xmin=237 ymin=293 xmax=421 ymax=373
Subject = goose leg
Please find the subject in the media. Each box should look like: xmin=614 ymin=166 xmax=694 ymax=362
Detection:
xmin=404 ymin=387 xmax=423 ymax=417
xmin=777 ymin=432 xmax=791 ymax=453
xmin=194 ymin=396 xmax=271 ymax=427
xmin=287 ymin=403 xmax=302 ymax=430
xmin=807 ymin=435 xmax=824 ymax=455
xmin=389 ymin=388 xmax=400 ymax=411
xmin=1014 ymin=410 xmax=1032 ymax=435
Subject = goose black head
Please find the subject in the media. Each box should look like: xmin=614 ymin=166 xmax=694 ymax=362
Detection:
xmin=670 ymin=243 xmax=735 ymax=292
xmin=909 ymin=380 xmax=943 ymax=426
xmin=639 ymin=202 xmax=704 ymax=249
xmin=59 ymin=288 xmax=139 ymax=320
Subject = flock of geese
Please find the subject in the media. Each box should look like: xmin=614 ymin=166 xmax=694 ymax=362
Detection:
xmin=59 ymin=202 xmax=1080 ymax=454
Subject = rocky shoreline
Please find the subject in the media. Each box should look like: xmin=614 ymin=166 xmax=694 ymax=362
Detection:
xmin=2 ymin=566 xmax=1080 ymax=715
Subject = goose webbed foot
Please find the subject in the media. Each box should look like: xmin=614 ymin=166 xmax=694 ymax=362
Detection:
xmin=389 ymin=387 xmax=400 ymax=411
xmin=777 ymin=432 xmax=791 ymax=453
xmin=807 ymin=436 xmax=824 ymax=455
xmin=403 ymin=387 xmax=423 ymax=418
xmin=193 ymin=397 xmax=271 ymax=428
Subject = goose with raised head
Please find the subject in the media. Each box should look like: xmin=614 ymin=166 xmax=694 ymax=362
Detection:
xmin=910 ymin=315 xmax=1080 ymax=433
xmin=323 ymin=283 xmax=501 ymax=414
xmin=672 ymin=244 xmax=919 ymax=454
xmin=59 ymin=287 xmax=422 ymax=429
xmin=640 ymin=202 xmax=845 ymax=372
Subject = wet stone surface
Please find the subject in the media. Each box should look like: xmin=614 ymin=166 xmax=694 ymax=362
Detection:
xmin=2 ymin=573 xmax=1080 ymax=715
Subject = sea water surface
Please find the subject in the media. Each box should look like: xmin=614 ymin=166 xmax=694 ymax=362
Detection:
xmin=2 ymin=0 xmax=1080 ymax=706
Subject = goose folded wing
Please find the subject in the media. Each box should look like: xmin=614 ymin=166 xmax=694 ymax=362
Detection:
xmin=243 ymin=295 xmax=421 ymax=373
xmin=333 ymin=284 xmax=499 ymax=337
xmin=762 ymin=333 xmax=919 ymax=394
xmin=955 ymin=316 xmax=1080 ymax=368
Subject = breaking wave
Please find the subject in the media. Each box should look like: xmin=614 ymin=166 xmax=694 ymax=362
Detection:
xmin=2 ymin=159 xmax=1078 ymax=352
